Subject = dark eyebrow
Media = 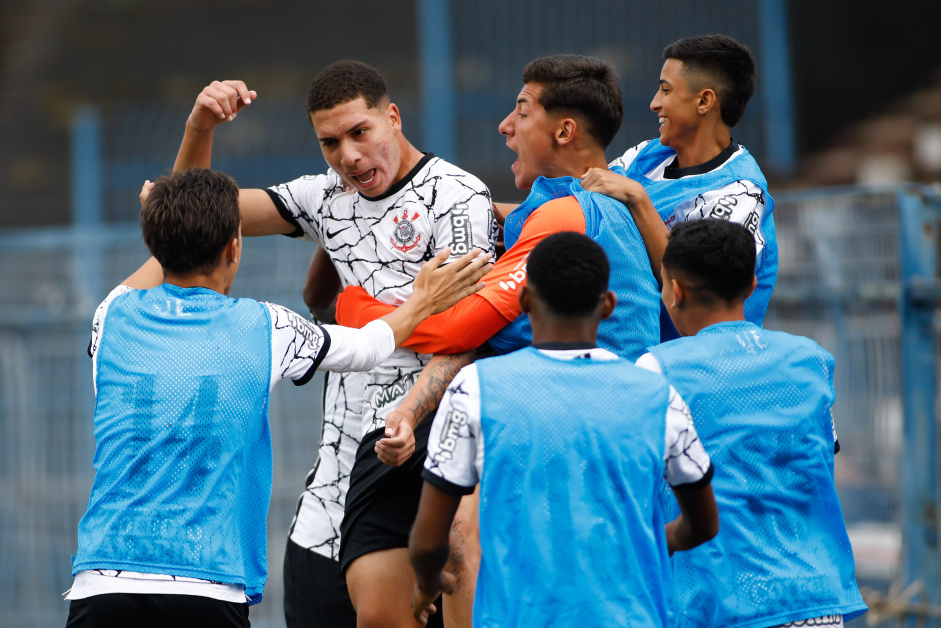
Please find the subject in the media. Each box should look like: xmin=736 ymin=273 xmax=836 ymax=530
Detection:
xmin=318 ymin=118 xmax=370 ymax=142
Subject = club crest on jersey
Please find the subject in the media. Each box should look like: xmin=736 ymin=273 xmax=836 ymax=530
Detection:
xmin=391 ymin=209 xmax=422 ymax=252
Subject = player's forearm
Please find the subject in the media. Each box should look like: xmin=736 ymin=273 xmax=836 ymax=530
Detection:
xmin=173 ymin=124 xmax=214 ymax=171
xmin=336 ymin=289 xmax=509 ymax=354
xmin=626 ymin=196 xmax=669 ymax=282
xmin=410 ymin=542 xmax=451 ymax=597
xmin=379 ymin=294 xmax=436 ymax=347
xmin=399 ymin=351 xmax=475 ymax=426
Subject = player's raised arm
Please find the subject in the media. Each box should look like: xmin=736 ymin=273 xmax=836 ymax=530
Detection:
xmin=303 ymin=246 xmax=342 ymax=322
xmin=173 ymin=80 xmax=295 ymax=237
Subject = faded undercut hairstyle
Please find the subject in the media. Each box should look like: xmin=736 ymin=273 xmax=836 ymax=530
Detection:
xmin=527 ymin=231 xmax=610 ymax=317
xmin=661 ymin=219 xmax=756 ymax=305
xmin=522 ymin=54 xmax=623 ymax=149
xmin=662 ymin=34 xmax=757 ymax=128
xmin=141 ymin=168 xmax=240 ymax=276
xmin=306 ymin=60 xmax=390 ymax=116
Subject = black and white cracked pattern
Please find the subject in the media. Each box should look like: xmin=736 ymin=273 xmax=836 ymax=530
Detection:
xmin=610 ymin=141 xmax=768 ymax=254
xmin=775 ymin=616 xmax=844 ymax=627
xmin=288 ymin=370 xmax=366 ymax=560
xmin=269 ymin=156 xmax=496 ymax=434
xmin=663 ymin=386 xmax=712 ymax=487
xmin=423 ymin=349 xmax=711 ymax=492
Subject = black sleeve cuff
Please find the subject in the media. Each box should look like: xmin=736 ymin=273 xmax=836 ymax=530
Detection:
xmin=834 ymin=438 xmax=841 ymax=455
xmin=671 ymin=462 xmax=715 ymax=492
xmin=421 ymin=468 xmax=476 ymax=496
xmin=264 ymin=188 xmax=305 ymax=238
xmin=293 ymin=325 xmax=331 ymax=386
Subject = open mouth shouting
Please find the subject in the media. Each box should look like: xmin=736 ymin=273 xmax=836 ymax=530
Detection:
xmin=351 ymin=168 xmax=377 ymax=187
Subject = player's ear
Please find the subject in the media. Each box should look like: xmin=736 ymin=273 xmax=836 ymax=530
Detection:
xmin=386 ymin=102 xmax=402 ymax=131
xmin=599 ymin=290 xmax=617 ymax=320
xmin=746 ymin=274 xmax=757 ymax=299
xmin=697 ymin=88 xmax=717 ymax=117
xmin=224 ymin=236 xmax=240 ymax=266
xmin=555 ymin=117 xmax=577 ymax=146
xmin=518 ymin=284 xmax=532 ymax=314
xmin=670 ymin=277 xmax=686 ymax=308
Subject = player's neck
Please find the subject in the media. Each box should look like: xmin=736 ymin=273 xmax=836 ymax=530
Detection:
xmin=393 ymin=140 xmax=426 ymax=183
xmin=529 ymin=316 xmax=599 ymax=346
xmin=677 ymin=306 xmax=746 ymax=337
xmin=672 ymin=125 xmax=731 ymax=170
xmin=559 ymin=146 xmax=608 ymax=179
xmin=164 ymin=269 xmax=228 ymax=295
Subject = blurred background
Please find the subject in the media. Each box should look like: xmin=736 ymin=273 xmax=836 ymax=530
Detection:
xmin=2 ymin=0 xmax=941 ymax=626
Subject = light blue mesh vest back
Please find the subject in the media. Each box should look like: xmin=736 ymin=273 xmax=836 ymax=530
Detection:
xmin=649 ymin=322 xmax=866 ymax=627
xmin=626 ymin=140 xmax=777 ymax=339
xmin=491 ymin=173 xmax=660 ymax=360
xmin=473 ymin=347 xmax=674 ymax=627
xmin=73 ymin=284 xmax=275 ymax=604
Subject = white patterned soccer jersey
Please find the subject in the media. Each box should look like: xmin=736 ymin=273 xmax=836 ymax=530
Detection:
xmin=288 ymin=369 xmax=366 ymax=560
xmin=610 ymin=140 xmax=769 ymax=255
xmin=267 ymin=154 xmax=497 ymax=435
xmin=423 ymin=348 xmax=712 ymax=493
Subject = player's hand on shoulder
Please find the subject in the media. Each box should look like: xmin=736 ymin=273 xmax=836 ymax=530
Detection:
xmin=580 ymin=167 xmax=640 ymax=205
xmin=187 ymin=80 xmax=257 ymax=132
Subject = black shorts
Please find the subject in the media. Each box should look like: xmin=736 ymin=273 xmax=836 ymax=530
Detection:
xmin=339 ymin=417 xmax=434 ymax=573
xmin=283 ymin=538 xmax=356 ymax=628
xmin=65 ymin=593 xmax=250 ymax=628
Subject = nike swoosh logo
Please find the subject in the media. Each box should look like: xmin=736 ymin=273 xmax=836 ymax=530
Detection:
xmin=325 ymin=226 xmax=352 ymax=239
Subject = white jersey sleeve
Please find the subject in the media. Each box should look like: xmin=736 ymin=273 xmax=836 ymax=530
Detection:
xmin=88 ymin=285 xmax=135 ymax=395
xmin=422 ymin=364 xmax=483 ymax=495
xmin=428 ymin=169 xmax=498 ymax=261
xmin=608 ymin=140 xmax=651 ymax=171
xmin=663 ymin=386 xmax=713 ymax=488
xmin=681 ymin=179 xmax=767 ymax=256
xmin=635 ymin=353 xmax=713 ymax=487
xmin=265 ymin=171 xmax=347 ymax=245
xmin=265 ymin=303 xmax=332 ymax=388
xmin=265 ymin=303 xmax=397 ymax=387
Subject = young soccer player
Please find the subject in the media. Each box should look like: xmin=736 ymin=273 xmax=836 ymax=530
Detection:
xmin=335 ymin=54 xmax=661 ymax=361
xmin=173 ymin=60 xmax=497 ymax=628
xmin=582 ymin=33 xmax=777 ymax=340
xmin=408 ymin=232 xmax=718 ymax=627
xmin=635 ymin=219 xmax=867 ymax=627
xmin=334 ymin=54 xmax=663 ymax=626
xmin=64 ymin=168 xmax=490 ymax=627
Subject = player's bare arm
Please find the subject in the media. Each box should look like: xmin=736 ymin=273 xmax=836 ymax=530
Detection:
xmin=409 ymin=483 xmax=461 ymax=625
xmin=665 ymin=483 xmax=719 ymax=555
xmin=173 ymin=80 xmax=295 ymax=237
xmin=376 ymin=350 xmax=476 ymax=467
xmin=581 ymin=167 xmax=669 ymax=283
xmin=303 ymin=246 xmax=342 ymax=321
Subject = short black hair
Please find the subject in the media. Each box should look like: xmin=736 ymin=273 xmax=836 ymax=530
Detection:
xmin=662 ymin=34 xmax=756 ymax=128
xmin=527 ymin=231 xmax=610 ymax=317
xmin=306 ymin=60 xmax=390 ymax=116
xmin=140 ymin=168 xmax=240 ymax=276
xmin=522 ymin=54 xmax=623 ymax=148
xmin=661 ymin=219 xmax=755 ymax=304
